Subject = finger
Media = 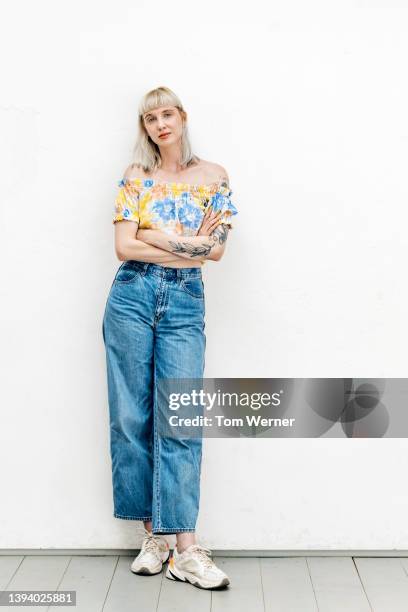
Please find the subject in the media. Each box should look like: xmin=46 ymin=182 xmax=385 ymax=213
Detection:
xmin=209 ymin=220 xmax=221 ymax=231
xmin=201 ymin=210 xmax=211 ymax=224
xmin=212 ymin=219 xmax=223 ymax=229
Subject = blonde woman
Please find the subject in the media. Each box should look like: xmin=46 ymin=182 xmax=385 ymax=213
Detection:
xmin=102 ymin=86 xmax=238 ymax=590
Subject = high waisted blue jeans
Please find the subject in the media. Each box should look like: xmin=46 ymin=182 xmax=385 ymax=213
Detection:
xmin=102 ymin=260 xmax=206 ymax=534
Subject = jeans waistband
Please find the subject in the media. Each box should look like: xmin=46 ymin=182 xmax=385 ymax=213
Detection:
xmin=130 ymin=261 xmax=202 ymax=280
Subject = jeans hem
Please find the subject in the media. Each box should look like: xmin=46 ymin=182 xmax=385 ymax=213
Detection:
xmin=152 ymin=528 xmax=196 ymax=534
xmin=114 ymin=513 xmax=153 ymax=521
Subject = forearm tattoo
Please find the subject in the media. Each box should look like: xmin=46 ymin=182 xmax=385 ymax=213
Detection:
xmin=168 ymin=224 xmax=229 ymax=258
xmin=168 ymin=241 xmax=214 ymax=257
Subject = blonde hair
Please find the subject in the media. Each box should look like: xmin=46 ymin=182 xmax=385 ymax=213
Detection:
xmin=131 ymin=86 xmax=199 ymax=174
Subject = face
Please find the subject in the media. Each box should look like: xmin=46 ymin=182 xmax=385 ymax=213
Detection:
xmin=142 ymin=105 xmax=185 ymax=147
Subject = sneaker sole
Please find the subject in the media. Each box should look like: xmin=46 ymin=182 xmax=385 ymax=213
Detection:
xmin=166 ymin=564 xmax=230 ymax=589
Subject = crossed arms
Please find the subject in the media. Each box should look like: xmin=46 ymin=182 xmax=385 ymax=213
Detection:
xmin=114 ymin=216 xmax=230 ymax=264
xmin=136 ymin=222 xmax=229 ymax=260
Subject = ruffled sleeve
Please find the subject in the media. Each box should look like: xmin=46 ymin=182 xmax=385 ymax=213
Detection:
xmin=208 ymin=184 xmax=238 ymax=229
xmin=112 ymin=178 xmax=140 ymax=224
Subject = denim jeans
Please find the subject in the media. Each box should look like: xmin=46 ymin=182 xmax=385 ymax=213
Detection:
xmin=102 ymin=261 xmax=206 ymax=534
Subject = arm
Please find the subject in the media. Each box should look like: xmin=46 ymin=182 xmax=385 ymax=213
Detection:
xmin=136 ymin=224 xmax=230 ymax=261
xmin=114 ymin=220 xmax=198 ymax=264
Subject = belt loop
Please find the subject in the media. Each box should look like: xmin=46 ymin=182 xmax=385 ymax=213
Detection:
xmin=142 ymin=262 xmax=149 ymax=276
xmin=176 ymin=268 xmax=183 ymax=282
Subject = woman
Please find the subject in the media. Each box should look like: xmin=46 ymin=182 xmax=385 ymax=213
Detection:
xmin=102 ymin=86 xmax=238 ymax=590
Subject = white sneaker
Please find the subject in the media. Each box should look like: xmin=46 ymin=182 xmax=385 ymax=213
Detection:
xmin=166 ymin=543 xmax=230 ymax=589
xmin=131 ymin=527 xmax=170 ymax=575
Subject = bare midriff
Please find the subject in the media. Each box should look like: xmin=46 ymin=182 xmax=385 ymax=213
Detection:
xmin=156 ymin=258 xmax=203 ymax=269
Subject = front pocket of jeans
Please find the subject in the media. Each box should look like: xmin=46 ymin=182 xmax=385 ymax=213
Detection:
xmin=180 ymin=277 xmax=204 ymax=298
xmin=113 ymin=262 xmax=140 ymax=284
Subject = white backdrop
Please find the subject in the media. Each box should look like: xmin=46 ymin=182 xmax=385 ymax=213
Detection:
xmin=1 ymin=0 xmax=408 ymax=550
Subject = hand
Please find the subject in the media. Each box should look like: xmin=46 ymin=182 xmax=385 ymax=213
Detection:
xmin=197 ymin=206 xmax=223 ymax=236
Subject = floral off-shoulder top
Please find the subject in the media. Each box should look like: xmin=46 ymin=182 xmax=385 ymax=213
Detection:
xmin=113 ymin=177 xmax=238 ymax=236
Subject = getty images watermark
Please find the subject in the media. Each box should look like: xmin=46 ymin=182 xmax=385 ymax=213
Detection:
xmin=166 ymin=387 xmax=293 ymax=429
xmin=156 ymin=378 xmax=408 ymax=438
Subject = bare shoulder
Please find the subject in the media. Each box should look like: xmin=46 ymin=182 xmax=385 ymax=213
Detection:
xmin=202 ymin=160 xmax=230 ymax=187
xmin=123 ymin=163 xmax=147 ymax=180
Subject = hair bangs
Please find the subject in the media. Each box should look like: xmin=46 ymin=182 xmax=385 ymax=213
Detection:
xmin=139 ymin=87 xmax=181 ymax=117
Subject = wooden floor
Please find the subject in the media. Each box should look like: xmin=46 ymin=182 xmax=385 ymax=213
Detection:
xmin=1 ymin=554 xmax=408 ymax=611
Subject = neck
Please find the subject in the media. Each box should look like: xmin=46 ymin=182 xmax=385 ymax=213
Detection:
xmin=158 ymin=141 xmax=185 ymax=173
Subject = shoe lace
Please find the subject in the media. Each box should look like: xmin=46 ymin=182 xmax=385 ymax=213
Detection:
xmin=135 ymin=527 xmax=165 ymax=557
xmin=188 ymin=544 xmax=215 ymax=569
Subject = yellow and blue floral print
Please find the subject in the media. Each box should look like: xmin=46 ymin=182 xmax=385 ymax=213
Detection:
xmin=113 ymin=177 xmax=238 ymax=236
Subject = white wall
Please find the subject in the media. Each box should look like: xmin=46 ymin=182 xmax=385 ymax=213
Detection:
xmin=1 ymin=0 xmax=408 ymax=550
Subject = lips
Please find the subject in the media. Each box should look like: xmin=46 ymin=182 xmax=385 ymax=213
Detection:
xmin=159 ymin=133 xmax=171 ymax=139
